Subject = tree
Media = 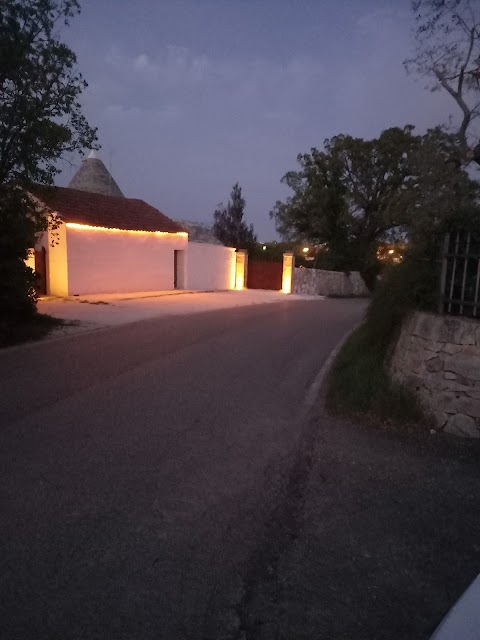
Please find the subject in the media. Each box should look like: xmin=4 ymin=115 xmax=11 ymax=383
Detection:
xmin=0 ymin=0 xmax=97 ymax=323
xmin=405 ymin=0 xmax=480 ymax=162
xmin=213 ymin=183 xmax=256 ymax=249
xmin=270 ymin=126 xmax=478 ymax=290
xmin=249 ymin=241 xmax=294 ymax=262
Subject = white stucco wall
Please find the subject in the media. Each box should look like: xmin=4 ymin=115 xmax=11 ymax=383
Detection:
xmin=25 ymin=249 xmax=35 ymax=272
xmin=48 ymin=225 xmax=69 ymax=297
xmin=186 ymin=242 xmax=236 ymax=290
xmin=66 ymin=226 xmax=187 ymax=295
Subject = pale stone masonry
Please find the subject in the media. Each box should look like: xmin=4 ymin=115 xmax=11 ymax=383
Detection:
xmin=68 ymin=150 xmax=124 ymax=198
xmin=292 ymin=267 xmax=369 ymax=297
xmin=391 ymin=311 xmax=480 ymax=438
xmin=175 ymin=220 xmax=221 ymax=244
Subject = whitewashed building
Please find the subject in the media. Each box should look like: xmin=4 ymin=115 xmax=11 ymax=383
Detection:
xmin=32 ymin=152 xmax=236 ymax=296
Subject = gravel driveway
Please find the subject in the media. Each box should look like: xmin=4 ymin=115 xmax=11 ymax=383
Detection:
xmin=37 ymin=289 xmax=318 ymax=328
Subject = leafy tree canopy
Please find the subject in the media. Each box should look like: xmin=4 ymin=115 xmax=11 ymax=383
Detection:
xmin=249 ymin=241 xmax=294 ymax=262
xmin=0 ymin=0 xmax=97 ymax=321
xmin=0 ymin=0 xmax=97 ymax=186
xmin=213 ymin=182 xmax=256 ymax=250
xmin=270 ymin=126 xmax=479 ymax=289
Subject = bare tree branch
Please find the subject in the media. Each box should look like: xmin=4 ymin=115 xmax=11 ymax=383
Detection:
xmin=457 ymin=27 xmax=476 ymax=95
xmin=435 ymin=68 xmax=472 ymax=145
xmin=406 ymin=0 xmax=480 ymax=161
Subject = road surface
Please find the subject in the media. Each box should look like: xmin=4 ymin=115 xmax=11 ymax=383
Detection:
xmin=0 ymin=298 xmax=364 ymax=640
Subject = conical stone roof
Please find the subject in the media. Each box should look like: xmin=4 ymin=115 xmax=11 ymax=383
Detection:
xmin=68 ymin=150 xmax=124 ymax=198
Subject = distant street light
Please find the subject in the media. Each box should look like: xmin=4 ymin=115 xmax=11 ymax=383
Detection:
xmin=302 ymin=247 xmax=309 ymax=253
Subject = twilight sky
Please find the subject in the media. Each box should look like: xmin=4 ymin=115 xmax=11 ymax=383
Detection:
xmin=59 ymin=0 xmax=456 ymax=240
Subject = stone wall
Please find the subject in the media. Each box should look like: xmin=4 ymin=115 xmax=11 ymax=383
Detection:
xmin=292 ymin=268 xmax=369 ymax=297
xmin=391 ymin=311 xmax=480 ymax=438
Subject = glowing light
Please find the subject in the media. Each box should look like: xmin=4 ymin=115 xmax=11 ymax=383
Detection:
xmin=48 ymin=223 xmax=69 ymax=296
xmin=282 ymin=252 xmax=294 ymax=294
xmin=235 ymin=251 xmax=247 ymax=290
xmin=262 ymin=245 xmax=267 ymax=251
xmin=302 ymin=247 xmax=309 ymax=253
xmin=229 ymin=252 xmax=237 ymax=290
xmin=66 ymin=222 xmax=188 ymax=237
xmin=25 ymin=249 xmax=35 ymax=271
xmin=388 ymin=249 xmax=395 ymax=254
xmin=282 ymin=275 xmax=292 ymax=294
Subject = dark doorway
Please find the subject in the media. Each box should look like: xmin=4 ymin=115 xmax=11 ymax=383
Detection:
xmin=174 ymin=250 xmax=179 ymax=289
xmin=34 ymin=247 xmax=47 ymax=296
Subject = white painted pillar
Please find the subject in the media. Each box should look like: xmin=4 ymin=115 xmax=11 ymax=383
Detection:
xmin=235 ymin=250 xmax=248 ymax=290
xmin=282 ymin=252 xmax=294 ymax=294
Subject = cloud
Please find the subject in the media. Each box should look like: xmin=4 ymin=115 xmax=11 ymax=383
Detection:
xmin=133 ymin=53 xmax=149 ymax=71
xmin=109 ymin=45 xmax=211 ymax=87
xmin=100 ymin=44 xmax=324 ymax=126
xmin=356 ymin=7 xmax=408 ymax=35
xmin=67 ymin=14 xmax=461 ymax=241
xmin=105 ymin=103 xmax=181 ymax=122
xmin=90 ymin=33 xmax=455 ymax=155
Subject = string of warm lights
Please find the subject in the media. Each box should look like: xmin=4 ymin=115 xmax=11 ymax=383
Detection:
xmin=65 ymin=222 xmax=188 ymax=237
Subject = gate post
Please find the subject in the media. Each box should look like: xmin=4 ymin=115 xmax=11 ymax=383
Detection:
xmin=438 ymin=233 xmax=449 ymax=315
xmin=235 ymin=250 xmax=248 ymax=290
xmin=282 ymin=252 xmax=294 ymax=294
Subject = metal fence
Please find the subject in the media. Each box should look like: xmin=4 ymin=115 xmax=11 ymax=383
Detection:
xmin=440 ymin=231 xmax=480 ymax=318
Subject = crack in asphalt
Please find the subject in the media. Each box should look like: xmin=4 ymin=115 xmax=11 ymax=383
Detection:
xmin=233 ymin=415 xmax=319 ymax=640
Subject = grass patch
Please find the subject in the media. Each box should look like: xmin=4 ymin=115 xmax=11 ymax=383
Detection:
xmin=325 ymin=255 xmax=439 ymax=430
xmin=0 ymin=313 xmax=65 ymax=349
xmin=326 ymin=322 xmax=429 ymax=429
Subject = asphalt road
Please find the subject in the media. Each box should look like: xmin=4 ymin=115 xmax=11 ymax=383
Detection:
xmin=0 ymin=298 xmax=365 ymax=640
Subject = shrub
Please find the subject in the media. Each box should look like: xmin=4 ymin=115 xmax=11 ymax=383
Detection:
xmin=326 ymin=323 xmax=426 ymax=426
xmin=326 ymin=250 xmax=436 ymax=427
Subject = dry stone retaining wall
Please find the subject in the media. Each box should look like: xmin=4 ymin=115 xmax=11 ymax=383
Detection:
xmin=391 ymin=311 xmax=480 ymax=438
xmin=292 ymin=268 xmax=369 ymax=297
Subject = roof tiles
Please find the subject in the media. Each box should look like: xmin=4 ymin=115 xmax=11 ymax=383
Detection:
xmin=35 ymin=186 xmax=186 ymax=234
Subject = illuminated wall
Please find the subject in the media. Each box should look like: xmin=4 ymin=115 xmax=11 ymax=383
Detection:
xmin=47 ymin=224 xmax=69 ymax=297
xmin=65 ymin=224 xmax=188 ymax=295
xmin=230 ymin=249 xmax=237 ymax=290
xmin=186 ymin=242 xmax=236 ymax=290
xmin=235 ymin=250 xmax=248 ymax=290
xmin=25 ymin=249 xmax=35 ymax=272
xmin=282 ymin=252 xmax=294 ymax=294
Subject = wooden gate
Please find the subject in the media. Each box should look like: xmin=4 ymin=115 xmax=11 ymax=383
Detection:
xmin=247 ymin=260 xmax=282 ymax=290
xmin=34 ymin=248 xmax=47 ymax=296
